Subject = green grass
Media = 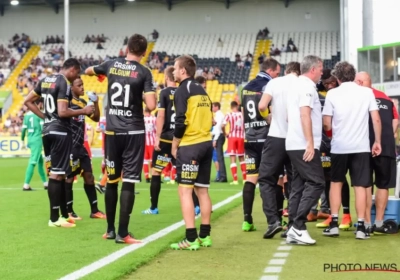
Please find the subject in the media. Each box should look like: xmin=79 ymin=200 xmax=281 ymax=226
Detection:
xmin=0 ymin=157 xmax=243 ymax=280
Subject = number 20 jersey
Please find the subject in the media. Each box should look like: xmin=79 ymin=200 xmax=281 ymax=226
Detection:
xmin=241 ymin=72 xmax=271 ymax=142
xmin=93 ymin=58 xmax=156 ymax=134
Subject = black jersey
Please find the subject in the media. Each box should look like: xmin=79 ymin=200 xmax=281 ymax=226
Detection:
xmin=241 ymin=72 xmax=271 ymax=142
xmin=158 ymin=86 xmax=176 ymax=141
xmin=33 ymin=74 xmax=72 ymax=134
xmin=93 ymin=58 xmax=156 ymax=133
xmin=69 ymin=97 xmax=87 ymax=148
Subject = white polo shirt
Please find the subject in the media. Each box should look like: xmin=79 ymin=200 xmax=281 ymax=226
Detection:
xmin=263 ymin=73 xmax=298 ymax=138
xmin=322 ymin=82 xmax=378 ymax=154
xmin=212 ymin=110 xmax=225 ymax=141
xmin=286 ymin=75 xmax=322 ymax=151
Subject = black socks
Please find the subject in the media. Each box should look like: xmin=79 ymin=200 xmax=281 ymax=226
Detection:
xmin=242 ymin=181 xmax=256 ymax=224
xmin=150 ymin=175 xmax=161 ymax=210
xmin=105 ymin=183 xmax=118 ymax=232
xmin=84 ymin=183 xmax=99 ymax=213
xmin=48 ymin=179 xmax=62 ymax=222
xmin=118 ymin=182 xmax=136 ymax=238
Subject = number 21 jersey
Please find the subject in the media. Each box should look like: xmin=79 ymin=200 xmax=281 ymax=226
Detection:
xmin=93 ymin=58 xmax=156 ymax=133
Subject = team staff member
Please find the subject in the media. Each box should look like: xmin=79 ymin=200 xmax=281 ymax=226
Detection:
xmin=170 ymin=55 xmax=213 ymax=251
xmin=142 ymin=66 xmax=178 ymax=215
xmin=355 ymin=71 xmax=398 ymax=234
xmin=285 ymin=55 xmax=325 ymax=245
xmin=21 ymin=99 xmax=48 ymax=191
xmin=258 ymin=61 xmax=299 ymax=238
xmin=86 ymin=34 xmax=156 ymax=244
xmin=24 ymin=58 xmax=93 ymax=228
xmin=65 ymin=77 xmax=106 ymax=221
xmin=322 ymin=62 xmax=381 ymax=240
xmin=240 ymin=58 xmax=281 ymax=232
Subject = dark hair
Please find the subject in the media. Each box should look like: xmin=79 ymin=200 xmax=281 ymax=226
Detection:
xmin=230 ymin=101 xmax=238 ymax=108
xmin=285 ymin=61 xmax=300 ymax=75
xmin=164 ymin=66 xmax=174 ymax=82
xmin=212 ymin=102 xmax=221 ymax=109
xmin=175 ymin=55 xmax=196 ymax=78
xmin=62 ymin=58 xmax=80 ymax=70
xmin=195 ymin=76 xmax=206 ymax=84
xmin=261 ymin=58 xmax=279 ymax=72
xmin=332 ymin=61 xmax=356 ymax=82
xmin=127 ymin=34 xmax=147 ymax=56
xmin=321 ymin=69 xmax=332 ymax=80
xmin=73 ymin=75 xmax=82 ymax=84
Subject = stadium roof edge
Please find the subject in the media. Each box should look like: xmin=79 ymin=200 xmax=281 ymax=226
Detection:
xmin=358 ymin=42 xmax=400 ymax=52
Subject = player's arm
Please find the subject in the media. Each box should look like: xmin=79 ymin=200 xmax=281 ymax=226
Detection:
xmin=172 ymin=88 xmax=188 ymax=156
xmin=143 ymin=68 xmax=157 ymax=111
xmin=85 ymin=61 xmax=108 ymax=76
xmin=24 ymin=82 xmax=45 ymax=119
xmin=89 ymin=98 xmax=100 ymax=122
xmin=259 ymin=93 xmax=272 ymax=119
xmin=392 ymin=102 xmax=399 ymax=137
xmin=369 ymin=93 xmax=381 ymax=146
xmin=21 ymin=115 xmax=27 ymax=149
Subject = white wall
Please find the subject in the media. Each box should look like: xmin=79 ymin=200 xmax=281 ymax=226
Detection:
xmin=346 ymin=0 xmax=363 ymax=67
xmin=0 ymin=0 xmax=339 ymax=41
xmin=371 ymin=0 xmax=400 ymax=45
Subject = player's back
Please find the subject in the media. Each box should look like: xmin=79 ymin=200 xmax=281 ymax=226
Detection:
xmin=158 ymin=86 xmax=177 ymax=141
xmin=175 ymin=79 xmax=212 ymax=146
xmin=93 ymin=57 xmax=155 ymax=133
xmin=35 ymin=74 xmax=72 ymax=133
xmin=225 ymin=111 xmax=244 ymax=139
xmin=69 ymin=97 xmax=87 ymax=147
xmin=241 ymin=75 xmax=270 ymax=141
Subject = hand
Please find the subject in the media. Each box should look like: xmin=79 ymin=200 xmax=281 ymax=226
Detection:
xmin=87 ymin=91 xmax=98 ymax=102
xmin=372 ymin=142 xmax=382 ymax=157
xmin=84 ymin=105 xmax=95 ymax=115
xmin=303 ymin=142 xmax=315 ymax=162
xmin=213 ymin=141 xmax=216 ymax=148
xmin=154 ymin=136 xmax=161 ymax=151
xmin=212 ymin=119 xmax=216 ymax=126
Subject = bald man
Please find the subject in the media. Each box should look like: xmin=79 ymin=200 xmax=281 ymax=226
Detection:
xmin=355 ymin=72 xmax=399 ymax=235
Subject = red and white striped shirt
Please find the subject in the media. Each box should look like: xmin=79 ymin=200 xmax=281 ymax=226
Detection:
xmin=224 ymin=111 xmax=244 ymax=138
xmin=144 ymin=115 xmax=157 ymax=146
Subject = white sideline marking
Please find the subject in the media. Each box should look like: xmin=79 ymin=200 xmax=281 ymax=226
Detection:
xmin=58 ymin=191 xmax=243 ymax=280
xmin=273 ymin=252 xmax=289 ymax=258
xmin=260 ymin=276 xmax=279 ymax=280
xmin=264 ymin=266 xmax=282 ymax=273
xmin=277 ymin=246 xmax=292 ymax=251
xmin=269 ymin=259 xmax=286 ymax=265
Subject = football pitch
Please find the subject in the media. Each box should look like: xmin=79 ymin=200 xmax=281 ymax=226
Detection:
xmin=1 ymin=157 xmax=400 ymax=280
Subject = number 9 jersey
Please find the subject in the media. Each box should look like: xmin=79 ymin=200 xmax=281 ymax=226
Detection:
xmin=93 ymin=58 xmax=156 ymax=134
xmin=241 ymin=72 xmax=271 ymax=142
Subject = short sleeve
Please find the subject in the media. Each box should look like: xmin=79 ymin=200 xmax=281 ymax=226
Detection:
xmin=158 ymin=90 xmax=167 ymax=110
xmin=33 ymin=81 xmax=42 ymax=96
xmin=369 ymin=91 xmax=379 ymax=111
xmin=322 ymin=93 xmax=333 ymax=116
xmin=263 ymin=79 xmax=275 ymax=97
xmin=144 ymin=68 xmax=156 ymax=95
xmin=93 ymin=61 xmax=109 ymax=75
xmin=298 ymin=84 xmax=315 ymax=109
xmin=223 ymin=114 xmax=229 ymax=125
xmin=57 ymin=77 xmax=71 ymax=102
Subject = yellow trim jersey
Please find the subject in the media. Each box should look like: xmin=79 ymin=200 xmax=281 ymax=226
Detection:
xmin=174 ymin=78 xmax=212 ymax=146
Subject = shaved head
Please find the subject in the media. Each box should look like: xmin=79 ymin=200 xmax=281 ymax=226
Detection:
xmin=355 ymin=71 xmax=372 ymax=88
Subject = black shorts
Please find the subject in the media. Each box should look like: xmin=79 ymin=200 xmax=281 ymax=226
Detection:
xmin=42 ymin=132 xmax=72 ymax=175
xmin=176 ymin=141 xmax=213 ymax=188
xmin=331 ymin=153 xmax=371 ymax=187
xmin=244 ymin=142 xmax=264 ymax=176
xmin=105 ymin=133 xmax=145 ymax=183
xmin=152 ymin=141 xmax=176 ymax=171
xmin=371 ymin=156 xmax=396 ymax=189
xmin=67 ymin=146 xmax=92 ymax=178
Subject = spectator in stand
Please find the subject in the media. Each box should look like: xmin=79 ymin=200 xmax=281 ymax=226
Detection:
xmin=84 ymin=35 xmax=91 ymax=43
xmin=123 ymin=36 xmax=128 ymax=45
xmin=152 ymin=29 xmax=159 ymax=40
xmin=96 ymin=42 xmax=104 ymax=50
xmin=119 ymin=49 xmax=124 ymax=57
